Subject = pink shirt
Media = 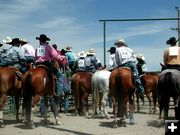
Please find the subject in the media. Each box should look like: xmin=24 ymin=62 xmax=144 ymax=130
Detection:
xmin=35 ymin=43 xmax=64 ymax=63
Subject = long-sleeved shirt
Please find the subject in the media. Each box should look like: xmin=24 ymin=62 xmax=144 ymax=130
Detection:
xmin=5 ymin=46 xmax=26 ymax=63
xmin=108 ymin=54 xmax=116 ymax=70
xmin=21 ymin=43 xmax=35 ymax=57
xmin=35 ymin=43 xmax=64 ymax=63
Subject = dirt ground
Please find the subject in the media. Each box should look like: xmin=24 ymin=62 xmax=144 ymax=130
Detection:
xmin=1 ymin=104 xmax=169 ymax=135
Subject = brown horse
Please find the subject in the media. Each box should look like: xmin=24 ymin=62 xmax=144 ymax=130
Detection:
xmin=137 ymin=72 xmax=159 ymax=113
xmin=0 ymin=67 xmax=22 ymax=127
xmin=71 ymin=71 xmax=92 ymax=116
xmin=22 ymin=62 xmax=60 ymax=128
xmin=109 ymin=67 xmax=135 ymax=127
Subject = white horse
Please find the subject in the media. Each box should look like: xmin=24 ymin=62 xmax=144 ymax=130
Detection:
xmin=91 ymin=70 xmax=111 ymax=119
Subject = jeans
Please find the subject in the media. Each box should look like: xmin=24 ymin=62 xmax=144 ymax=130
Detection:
xmin=119 ymin=61 xmax=144 ymax=93
xmin=64 ymin=92 xmax=70 ymax=113
xmin=39 ymin=96 xmax=54 ymax=116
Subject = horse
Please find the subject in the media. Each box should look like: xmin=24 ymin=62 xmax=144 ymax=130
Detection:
xmin=0 ymin=66 xmax=22 ymax=127
xmin=109 ymin=67 xmax=135 ymax=127
xmin=71 ymin=71 xmax=92 ymax=116
xmin=22 ymin=61 xmax=61 ymax=128
xmin=158 ymin=69 xmax=180 ymax=120
xmin=136 ymin=72 xmax=159 ymax=114
xmin=90 ymin=70 xmax=111 ymax=119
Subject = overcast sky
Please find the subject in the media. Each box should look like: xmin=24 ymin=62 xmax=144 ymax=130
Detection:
xmin=0 ymin=0 xmax=179 ymax=71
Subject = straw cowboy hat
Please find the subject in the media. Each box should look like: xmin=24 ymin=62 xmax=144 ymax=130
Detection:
xmin=166 ymin=37 xmax=177 ymax=45
xmin=78 ymin=51 xmax=86 ymax=58
xmin=65 ymin=46 xmax=72 ymax=52
xmin=36 ymin=34 xmax=50 ymax=41
xmin=114 ymin=38 xmax=128 ymax=46
xmin=87 ymin=48 xmax=95 ymax=55
xmin=2 ymin=36 xmax=12 ymax=44
xmin=136 ymin=53 xmax=145 ymax=61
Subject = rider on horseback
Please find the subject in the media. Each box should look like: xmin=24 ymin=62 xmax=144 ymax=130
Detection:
xmin=73 ymin=51 xmax=87 ymax=72
xmin=84 ymin=49 xmax=102 ymax=73
xmin=114 ymin=38 xmax=145 ymax=97
xmin=35 ymin=34 xmax=66 ymax=93
xmin=0 ymin=38 xmax=27 ymax=73
xmin=163 ymin=37 xmax=180 ymax=70
xmin=136 ymin=53 xmax=147 ymax=76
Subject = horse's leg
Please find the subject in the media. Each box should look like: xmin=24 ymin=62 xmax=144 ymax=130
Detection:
xmin=0 ymin=94 xmax=7 ymax=128
xmin=14 ymin=96 xmax=20 ymax=122
xmin=43 ymin=96 xmax=51 ymax=124
xmin=129 ymin=93 xmax=135 ymax=125
xmin=164 ymin=96 xmax=170 ymax=120
xmin=53 ymin=96 xmax=60 ymax=125
xmin=136 ymin=93 xmax=140 ymax=112
xmin=152 ymin=89 xmax=158 ymax=114
xmin=81 ymin=92 xmax=88 ymax=116
xmin=32 ymin=95 xmax=41 ymax=109
xmin=102 ymin=91 xmax=110 ymax=119
xmin=146 ymin=92 xmax=152 ymax=114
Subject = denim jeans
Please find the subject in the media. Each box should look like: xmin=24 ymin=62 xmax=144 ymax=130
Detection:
xmin=119 ymin=61 xmax=144 ymax=93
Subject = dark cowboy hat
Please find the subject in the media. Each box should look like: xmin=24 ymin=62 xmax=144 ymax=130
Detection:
xmin=36 ymin=34 xmax=50 ymax=41
xmin=0 ymin=43 xmax=3 ymax=47
xmin=166 ymin=37 xmax=177 ymax=45
xmin=107 ymin=47 xmax=116 ymax=53
xmin=8 ymin=38 xmax=22 ymax=45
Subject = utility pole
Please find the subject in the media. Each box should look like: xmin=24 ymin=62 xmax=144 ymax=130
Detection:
xmin=171 ymin=7 xmax=180 ymax=46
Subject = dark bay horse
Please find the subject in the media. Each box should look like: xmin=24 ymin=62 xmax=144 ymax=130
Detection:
xmin=158 ymin=69 xmax=180 ymax=120
xmin=22 ymin=63 xmax=60 ymax=128
xmin=71 ymin=71 xmax=92 ymax=116
xmin=0 ymin=67 xmax=22 ymax=127
xmin=137 ymin=72 xmax=159 ymax=113
xmin=109 ymin=67 xmax=135 ymax=127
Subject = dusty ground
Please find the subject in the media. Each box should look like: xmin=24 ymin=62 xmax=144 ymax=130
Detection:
xmin=1 ymin=105 xmax=169 ymax=135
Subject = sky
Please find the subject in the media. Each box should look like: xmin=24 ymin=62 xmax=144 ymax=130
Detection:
xmin=0 ymin=0 xmax=180 ymax=71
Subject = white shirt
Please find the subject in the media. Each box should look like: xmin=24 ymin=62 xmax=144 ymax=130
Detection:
xmin=108 ymin=54 xmax=116 ymax=70
xmin=115 ymin=46 xmax=136 ymax=66
xmin=21 ymin=44 xmax=35 ymax=57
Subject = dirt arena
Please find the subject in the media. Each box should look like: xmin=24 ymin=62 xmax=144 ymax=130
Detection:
xmin=1 ymin=104 xmax=170 ymax=135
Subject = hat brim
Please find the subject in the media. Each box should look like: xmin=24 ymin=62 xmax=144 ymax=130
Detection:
xmin=36 ymin=37 xmax=50 ymax=41
xmin=87 ymin=52 xmax=95 ymax=55
xmin=114 ymin=42 xmax=127 ymax=46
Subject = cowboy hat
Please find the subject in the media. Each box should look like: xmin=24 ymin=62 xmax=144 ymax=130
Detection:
xmin=65 ymin=46 xmax=72 ymax=52
xmin=136 ymin=53 xmax=145 ymax=61
xmin=107 ymin=47 xmax=116 ymax=53
xmin=2 ymin=36 xmax=12 ymax=44
xmin=20 ymin=38 xmax=29 ymax=43
xmin=87 ymin=48 xmax=95 ymax=55
xmin=0 ymin=43 xmax=3 ymax=47
xmin=114 ymin=38 xmax=128 ymax=46
xmin=8 ymin=38 xmax=22 ymax=45
xmin=166 ymin=37 xmax=177 ymax=45
xmin=36 ymin=34 xmax=50 ymax=41
xmin=78 ymin=51 xmax=86 ymax=58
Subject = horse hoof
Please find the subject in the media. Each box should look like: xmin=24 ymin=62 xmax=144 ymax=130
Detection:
xmin=0 ymin=122 xmax=5 ymax=128
xmin=55 ymin=120 xmax=61 ymax=125
xmin=25 ymin=121 xmax=35 ymax=129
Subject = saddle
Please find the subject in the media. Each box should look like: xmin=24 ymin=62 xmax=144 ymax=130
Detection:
xmin=10 ymin=66 xmax=22 ymax=81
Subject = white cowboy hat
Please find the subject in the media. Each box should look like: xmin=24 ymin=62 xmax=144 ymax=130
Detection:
xmin=78 ymin=51 xmax=86 ymax=58
xmin=2 ymin=36 xmax=12 ymax=44
xmin=87 ymin=48 xmax=95 ymax=55
xmin=136 ymin=53 xmax=145 ymax=61
xmin=114 ymin=38 xmax=128 ymax=46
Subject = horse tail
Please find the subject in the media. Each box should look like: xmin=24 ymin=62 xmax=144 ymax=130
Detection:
xmin=115 ymin=73 xmax=122 ymax=116
xmin=164 ymin=72 xmax=172 ymax=93
xmin=23 ymin=72 xmax=33 ymax=123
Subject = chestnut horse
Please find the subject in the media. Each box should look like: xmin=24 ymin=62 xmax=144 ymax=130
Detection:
xmin=71 ymin=71 xmax=92 ymax=116
xmin=158 ymin=69 xmax=180 ymax=120
xmin=109 ymin=67 xmax=135 ymax=127
xmin=137 ymin=72 xmax=159 ymax=113
xmin=0 ymin=67 xmax=22 ymax=127
xmin=22 ymin=62 xmax=60 ymax=128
